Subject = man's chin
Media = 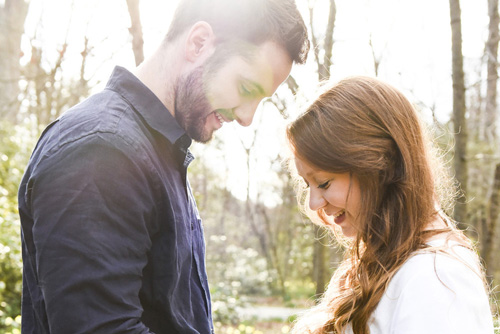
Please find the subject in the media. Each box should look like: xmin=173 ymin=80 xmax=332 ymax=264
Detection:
xmin=192 ymin=135 xmax=213 ymax=144
xmin=188 ymin=128 xmax=214 ymax=144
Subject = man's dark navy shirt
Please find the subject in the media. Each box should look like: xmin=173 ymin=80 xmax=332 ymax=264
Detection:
xmin=18 ymin=66 xmax=213 ymax=333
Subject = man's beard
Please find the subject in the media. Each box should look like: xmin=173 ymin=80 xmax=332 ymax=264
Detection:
xmin=174 ymin=65 xmax=214 ymax=143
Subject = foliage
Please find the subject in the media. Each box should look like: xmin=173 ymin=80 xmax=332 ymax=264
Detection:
xmin=209 ymin=239 xmax=271 ymax=297
xmin=207 ymin=235 xmax=271 ymax=324
xmin=214 ymin=321 xmax=292 ymax=334
xmin=0 ymin=120 xmax=38 ymax=333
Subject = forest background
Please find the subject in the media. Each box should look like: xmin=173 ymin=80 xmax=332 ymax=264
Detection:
xmin=1 ymin=0 xmax=499 ymax=333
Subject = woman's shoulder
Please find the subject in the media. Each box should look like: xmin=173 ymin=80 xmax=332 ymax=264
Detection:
xmin=370 ymin=239 xmax=494 ymax=334
xmin=380 ymin=238 xmax=490 ymax=317
xmin=391 ymin=239 xmax=483 ymax=290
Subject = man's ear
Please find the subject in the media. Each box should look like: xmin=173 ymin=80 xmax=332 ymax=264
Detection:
xmin=185 ymin=21 xmax=215 ymax=63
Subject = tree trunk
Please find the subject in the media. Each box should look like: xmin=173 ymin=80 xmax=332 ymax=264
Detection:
xmin=0 ymin=0 xmax=30 ymax=122
xmin=312 ymin=224 xmax=327 ymax=296
xmin=449 ymin=0 xmax=468 ymax=228
xmin=319 ymin=0 xmax=336 ymax=81
xmin=126 ymin=0 xmax=144 ymax=66
xmin=310 ymin=0 xmax=336 ymax=82
xmin=482 ymin=164 xmax=500 ymax=285
xmin=307 ymin=0 xmax=337 ymax=300
xmin=485 ymin=0 xmax=499 ymax=143
xmin=309 ymin=0 xmax=337 ymax=300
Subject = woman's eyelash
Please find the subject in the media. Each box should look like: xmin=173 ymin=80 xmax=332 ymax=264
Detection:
xmin=318 ymin=180 xmax=330 ymax=189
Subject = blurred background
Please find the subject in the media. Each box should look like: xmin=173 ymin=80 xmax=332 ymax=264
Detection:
xmin=1 ymin=0 xmax=499 ymax=333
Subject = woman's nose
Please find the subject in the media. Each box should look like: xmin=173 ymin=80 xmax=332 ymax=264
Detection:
xmin=309 ymin=188 xmax=327 ymax=211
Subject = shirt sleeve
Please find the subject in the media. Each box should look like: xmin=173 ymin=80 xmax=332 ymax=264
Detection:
xmin=28 ymin=134 xmax=158 ymax=334
xmin=388 ymin=251 xmax=494 ymax=334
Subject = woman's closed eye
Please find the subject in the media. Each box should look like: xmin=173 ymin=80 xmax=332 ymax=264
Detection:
xmin=318 ymin=180 xmax=331 ymax=189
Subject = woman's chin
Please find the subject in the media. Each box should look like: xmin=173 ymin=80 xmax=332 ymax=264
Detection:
xmin=340 ymin=225 xmax=357 ymax=239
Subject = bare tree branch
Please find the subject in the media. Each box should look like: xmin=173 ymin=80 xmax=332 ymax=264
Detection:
xmin=126 ymin=0 xmax=145 ymax=66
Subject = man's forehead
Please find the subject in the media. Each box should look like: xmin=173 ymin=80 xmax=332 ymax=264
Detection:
xmin=236 ymin=41 xmax=292 ymax=94
xmin=256 ymin=41 xmax=292 ymax=94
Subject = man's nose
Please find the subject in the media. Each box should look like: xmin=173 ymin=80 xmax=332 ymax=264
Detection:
xmin=235 ymin=100 xmax=262 ymax=127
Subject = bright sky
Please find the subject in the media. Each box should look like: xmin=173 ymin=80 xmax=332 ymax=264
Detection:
xmin=20 ymin=0 xmax=490 ymax=205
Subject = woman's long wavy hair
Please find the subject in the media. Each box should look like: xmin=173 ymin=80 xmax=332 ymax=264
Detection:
xmin=287 ymin=77 xmax=468 ymax=334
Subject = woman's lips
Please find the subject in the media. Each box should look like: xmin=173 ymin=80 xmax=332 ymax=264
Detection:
xmin=333 ymin=210 xmax=346 ymax=225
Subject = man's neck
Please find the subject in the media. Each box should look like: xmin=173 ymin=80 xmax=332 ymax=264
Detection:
xmin=133 ymin=45 xmax=181 ymax=116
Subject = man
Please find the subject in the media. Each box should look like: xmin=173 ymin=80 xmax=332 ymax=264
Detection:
xmin=18 ymin=0 xmax=309 ymax=333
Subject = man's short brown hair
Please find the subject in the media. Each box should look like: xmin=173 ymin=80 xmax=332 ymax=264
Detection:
xmin=166 ymin=0 xmax=310 ymax=64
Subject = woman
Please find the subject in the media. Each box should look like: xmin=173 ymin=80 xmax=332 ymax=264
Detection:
xmin=287 ymin=77 xmax=495 ymax=334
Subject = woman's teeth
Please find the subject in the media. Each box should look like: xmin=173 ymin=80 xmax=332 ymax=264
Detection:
xmin=333 ymin=210 xmax=345 ymax=218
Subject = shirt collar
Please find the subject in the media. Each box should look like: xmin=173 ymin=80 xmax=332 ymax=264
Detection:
xmin=104 ymin=66 xmax=192 ymax=155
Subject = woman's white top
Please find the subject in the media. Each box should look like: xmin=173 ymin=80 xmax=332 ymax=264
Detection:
xmin=362 ymin=239 xmax=494 ymax=334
